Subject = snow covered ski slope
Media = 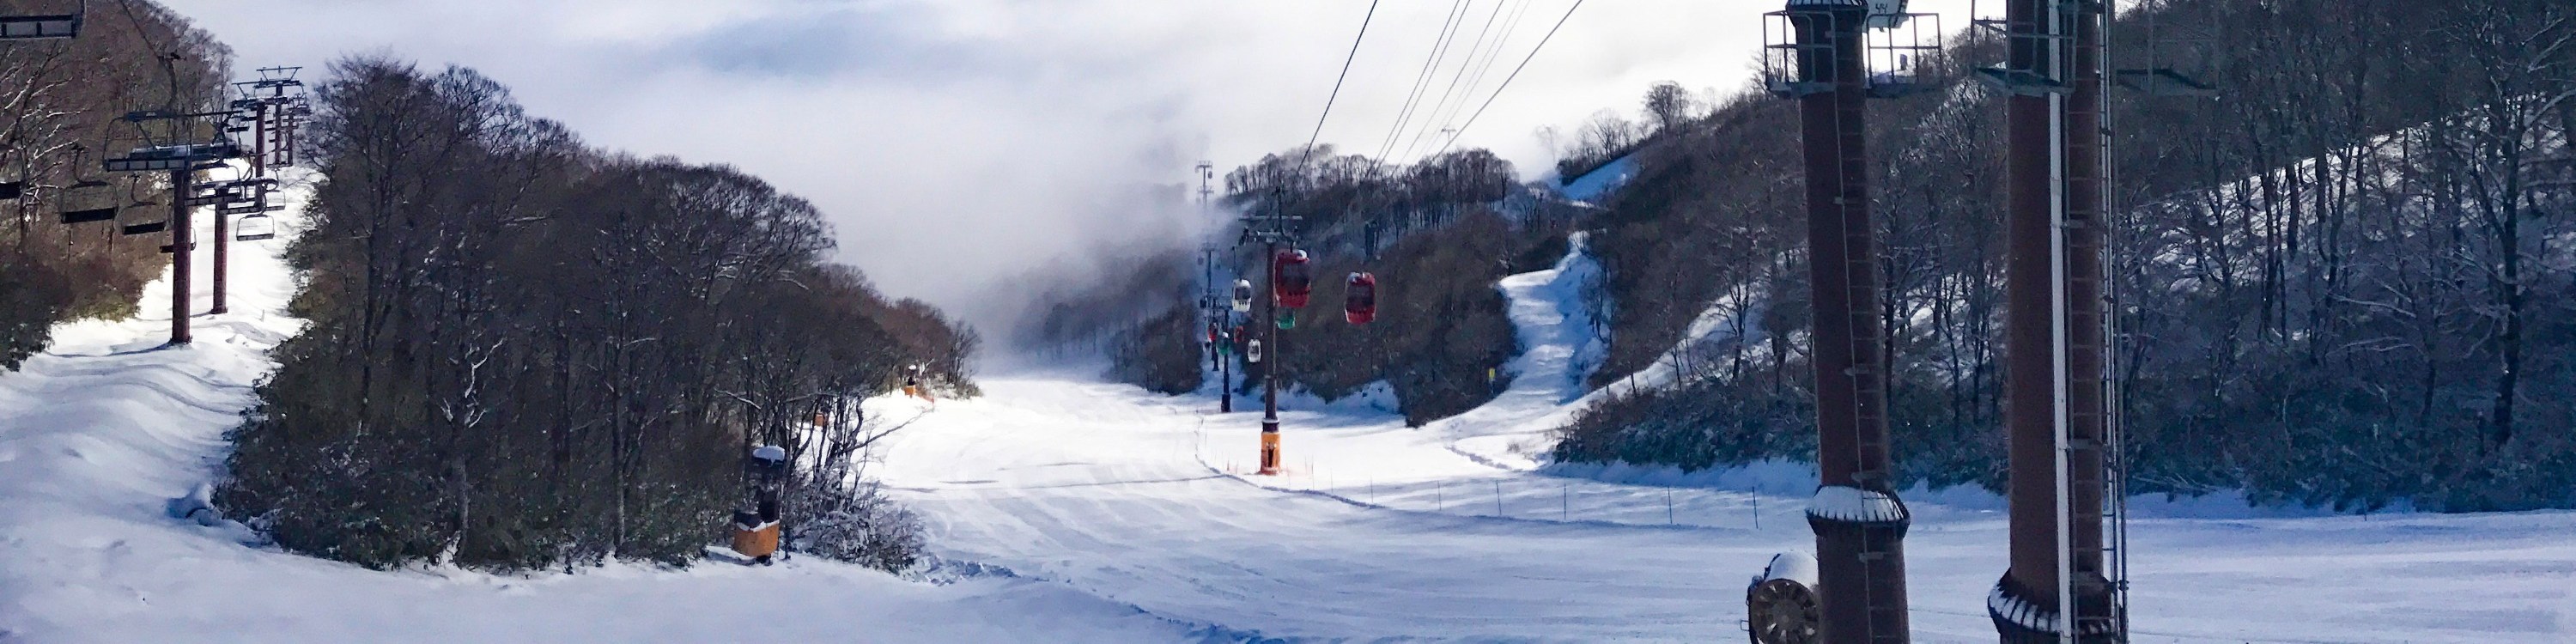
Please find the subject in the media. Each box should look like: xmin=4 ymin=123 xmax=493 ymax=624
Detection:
xmin=0 ymin=176 xmax=1201 ymax=644
xmin=0 ymin=184 xmax=2567 ymax=642
xmin=876 ymin=238 xmax=2576 ymax=643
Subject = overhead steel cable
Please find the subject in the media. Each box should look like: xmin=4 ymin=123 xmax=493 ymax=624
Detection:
xmin=1406 ymin=0 xmax=1534 ymax=161
xmin=1432 ymin=0 xmax=1586 ymax=157
xmin=1397 ymin=0 xmax=1512 ymax=161
xmin=1372 ymin=0 xmax=1473 ymax=165
xmin=1297 ymin=0 xmax=1384 ymax=171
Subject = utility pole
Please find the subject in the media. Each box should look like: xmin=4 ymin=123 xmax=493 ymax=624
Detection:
xmin=1749 ymin=3 xmax=1935 ymax=643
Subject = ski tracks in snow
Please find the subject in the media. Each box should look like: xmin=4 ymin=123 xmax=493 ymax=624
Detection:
xmin=879 ymin=235 xmax=2576 ymax=642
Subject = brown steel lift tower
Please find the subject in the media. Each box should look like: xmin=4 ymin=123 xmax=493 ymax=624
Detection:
xmin=216 ymin=67 xmax=308 ymax=314
xmin=1976 ymin=1 xmax=2212 ymax=641
xmin=1747 ymin=2 xmax=1938 ymax=643
xmin=1972 ymin=0 xmax=2122 ymax=640
xmin=105 ymin=111 xmax=242 ymax=346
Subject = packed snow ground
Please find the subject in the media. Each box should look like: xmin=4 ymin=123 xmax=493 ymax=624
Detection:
xmin=0 ymin=174 xmax=1203 ymax=644
xmin=876 ymin=240 xmax=2576 ymax=642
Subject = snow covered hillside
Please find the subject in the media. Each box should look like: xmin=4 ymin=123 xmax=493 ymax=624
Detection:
xmin=3 ymin=182 xmax=2568 ymax=643
xmin=876 ymin=238 xmax=2576 ymax=642
xmin=0 ymin=176 xmax=1202 ymax=644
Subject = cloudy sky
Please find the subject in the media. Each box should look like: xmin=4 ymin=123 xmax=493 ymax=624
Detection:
xmin=161 ymin=0 xmax=1971 ymax=338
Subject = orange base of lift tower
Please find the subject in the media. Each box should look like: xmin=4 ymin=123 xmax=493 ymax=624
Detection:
xmin=731 ymin=519 xmax=780 ymax=562
xmin=1258 ymin=432 xmax=1281 ymax=476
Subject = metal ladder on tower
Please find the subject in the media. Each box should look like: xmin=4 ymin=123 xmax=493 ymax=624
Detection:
xmin=2093 ymin=1 xmax=2140 ymax=640
xmin=1835 ymin=25 xmax=1911 ymax=643
xmin=2065 ymin=0 xmax=2128 ymax=639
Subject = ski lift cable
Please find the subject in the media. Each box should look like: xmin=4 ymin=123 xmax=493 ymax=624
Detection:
xmin=1432 ymin=0 xmax=1587 ymax=159
xmin=1370 ymin=0 xmax=1473 ymax=166
xmin=1405 ymin=0 xmax=1535 ymax=162
xmin=1296 ymin=0 xmax=1384 ymax=173
xmin=1398 ymin=0 xmax=1520 ymax=162
xmin=110 ymin=0 xmax=183 ymax=117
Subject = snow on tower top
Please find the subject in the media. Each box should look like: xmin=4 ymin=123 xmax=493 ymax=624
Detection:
xmin=1806 ymin=484 xmax=1910 ymax=524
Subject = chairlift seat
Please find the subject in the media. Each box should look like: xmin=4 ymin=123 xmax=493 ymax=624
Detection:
xmin=121 ymin=221 xmax=167 ymax=235
xmin=58 ymin=207 xmax=117 ymax=224
xmin=235 ymin=213 xmax=277 ymax=241
xmin=0 ymin=13 xmax=78 ymax=39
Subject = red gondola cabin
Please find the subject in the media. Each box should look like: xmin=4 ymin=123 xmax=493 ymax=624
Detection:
xmin=1272 ymin=250 xmax=1313 ymax=308
xmin=1344 ymin=272 xmax=1377 ymax=324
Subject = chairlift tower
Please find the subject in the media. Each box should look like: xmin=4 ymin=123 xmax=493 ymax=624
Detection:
xmin=1197 ymin=161 xmax=1235 ymax=414
xmin=1237 ymin=192 xmax=1300 ymax=477
xmin=212 ymin=66 xmax=307 ymax=314
xmin=1964 ymin=0 xmax=2205 ymax=640
xmin=103 ymin=110 xmax=244 ymax=345
xmin=1748 ymin=2 xmax=1935 ymax=643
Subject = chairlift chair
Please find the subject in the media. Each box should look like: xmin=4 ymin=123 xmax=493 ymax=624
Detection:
xmin=56 ymin=178 xmax=116 ymax=224
xmin=0 ymin=0 xmax=82 ymax=40
xmin=118 ymin=177 xmax=167 ymax=235
xmin=234 ymin=212 xmax=275 ymax=241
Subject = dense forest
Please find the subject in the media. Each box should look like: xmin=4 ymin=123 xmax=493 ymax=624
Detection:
xmin=1103 ymin=144 xmax=1584 ymax=426
xmin=0 ymin=1 xmax=227 ymax=368
xmin=1555 ymin=0 xmax=2576 ymax=512
xmin=215 ymin=57 xmax=975 ymax=570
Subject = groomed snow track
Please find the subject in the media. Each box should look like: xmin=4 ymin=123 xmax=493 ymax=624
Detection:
xmin=0 ymin=174 xmax=1205 ymax=644
xmin=876 ymin=236 xmax=2576 ymax=643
